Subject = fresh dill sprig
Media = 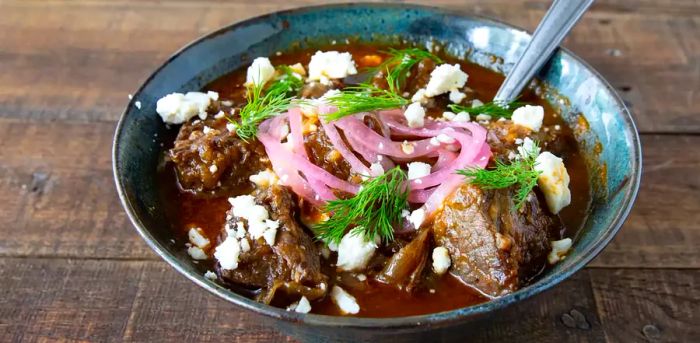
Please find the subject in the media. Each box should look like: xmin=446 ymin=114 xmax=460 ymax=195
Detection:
xmin=227 ymin=66 xmax=301 ymax=141
xmin=367 ymin=48 xmax=443 ymax=88
xmin=448 ymin=100 xmax=525 ymax=119
xmin=314 ymin=166 xmax=409 ymax=245
xmin=324 ymin=71 xmax=409 ymax=121
xmin=457 ymin=141 xmax=541 ymax=209
xmin=266 ymin=65 xmax=303 ymax=98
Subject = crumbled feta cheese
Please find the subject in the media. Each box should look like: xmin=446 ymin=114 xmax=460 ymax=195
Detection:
xmin=239 ymin=238 xmax=251 ymax=252
xmin=209 ymin=165 xmax=218 ymax=173
xmin=411 ymin=88 xmax=428 ymax=103
xmin=515 ymin=138 xmax=524 ymax=145
xmin=432 ymin=246 xmax=451 ymax=275
xmin=475 ymin=114 xmax=492 ymax=121
xmin=204 ymin=270 xmax=217 ymax=280
xmin=548 ymin=238 xmax=573 ymax=264
xmin=156 ymin=91 xmax=215 ymax=124
xmin=134 ymin=101 xmax=142 ymax=109
xmin=188 ymin=227 xmax=210 ymax=248
xmin=442 ymin=111 xmax=456 ymax=121
xmin=436 ymin=133 xmax=456 ymax=144
xmin=369 ymin=162 xmax=385 ymax=177
xmin=226 ymin=123 xmax=236 ymax=132
xmin=331 ymin=286 xmax=360 ymax=314
xmin=425 ymin=64 xmax=468 ymax=97
xmin=336 ymin=231 xmax=378 ymax=271
xmin=246 ymin=57 xmax=275 ymax=86
xmin=401 ymin=209 xmax=411 ymax=218
xmin=512 ymin=105 xmax=544 ymax=131
xmin=214 ymin=231 xmax=241 ymax=270
xmin=227 ymin=195 xmax=279 ymax=246
xmin=262 ymin=226 xmax=277 ymax=246
xmin=401 ymin=141 xmax=415 ymax=154
xmin=288 ymin=296 xmax=312 ymax=313
xmin=404 ymin=102 xmax=425 ymax=128
xmin=187 ymin=246 xmax=208 ymax=260
xmin=471 ymin=99 xmax=484 ymax=107
xmin=356 ymin=274 xmax=367 ymax=281
xmin=407 ymin=162 xmax=431 ymax=180
xmin=249 ymin=169 xmax=279 ymax=188
xmin=214 ymin=111 xmax=225 ymax=119
xmin=430 ymin=137 xmax=440 ymax=146
xmin=409 ymin=208 xmax=425 ymax=229
xmin=308 ymin=51 xmax=357 ymax=84
xmin=453 ymin=112 xmax=470 ymax=122
xmin=448 ymin=90 xmax=466 ymax=104
xmin=535 ymin=152 xmax=571 ymax=214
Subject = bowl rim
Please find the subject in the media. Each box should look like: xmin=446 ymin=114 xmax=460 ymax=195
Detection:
xmin=112 ymin=2 xmax=642 ymax=330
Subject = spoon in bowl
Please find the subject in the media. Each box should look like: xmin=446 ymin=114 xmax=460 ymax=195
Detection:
xmin=494 ymin=0 xmax=595 ymax=102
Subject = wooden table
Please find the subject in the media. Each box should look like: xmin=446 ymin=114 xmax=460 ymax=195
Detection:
xmin=0 ymin=0 xmax=697 ymax=342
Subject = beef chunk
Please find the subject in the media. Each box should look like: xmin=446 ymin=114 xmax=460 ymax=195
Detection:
xmin=431 ymin=184 xmax=559 ymax=297
xmin=217 ymin=185 xmax=328 ymax=303
xmin=486 ymin=120 xmax=569 ymax=161
xmin=169 ymin=114 xmax=269 ymax=195
xmin=376 ymin=228 xmax=431 ymax=292
xmin=304 ymin=129 xmax=352 ymax=181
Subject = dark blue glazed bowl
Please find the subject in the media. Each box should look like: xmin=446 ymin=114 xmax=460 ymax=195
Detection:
xmin=113 ymin=3 xmax=641 ymax=342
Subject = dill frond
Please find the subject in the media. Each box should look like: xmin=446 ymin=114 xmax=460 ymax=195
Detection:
xmin=367 ymin=48 xmax=443 ymax=88
xmin=448 ymin=100 xmax=524 ymax=119
xmin=227 ymin=65 xmax=301 ymax=141
xmin=324 ymin=71 xmax=409 ymax=121
xmin=457 ymin=141 xmax=541 ymax=209
xmin=314 ymin=166 xmax=409 ymax=245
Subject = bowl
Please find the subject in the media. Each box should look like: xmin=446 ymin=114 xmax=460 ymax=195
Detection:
xmin=112 ymin=3 xmax=641 ymax=342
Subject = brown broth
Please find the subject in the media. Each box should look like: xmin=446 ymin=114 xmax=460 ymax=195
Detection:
xmin=160 ymin=43 xmax=592 ymax=317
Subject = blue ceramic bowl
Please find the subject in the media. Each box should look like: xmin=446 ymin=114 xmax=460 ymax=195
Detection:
xmin=113 ymin=3 xmax=641 ymax=342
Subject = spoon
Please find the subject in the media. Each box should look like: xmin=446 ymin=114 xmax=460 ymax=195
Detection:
xmin=494 ymin=0 xmax=595 ymax=102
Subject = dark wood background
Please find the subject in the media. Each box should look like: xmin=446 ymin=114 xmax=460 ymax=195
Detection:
xmin=0 ymin=0 xmax=698 ymax=342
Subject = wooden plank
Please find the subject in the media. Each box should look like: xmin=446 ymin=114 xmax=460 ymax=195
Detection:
xmin=0 ymin=0 xmax=697 ymax=133
xmin=590 ymin=268 xmax=700 ymax=342
xmin=0 ymin=118 xmax=698 ymax=267
xmin=0 ymin=257 xmax=604 ymax=343
xmin=0 ymin=258 xmax=292 ymax=342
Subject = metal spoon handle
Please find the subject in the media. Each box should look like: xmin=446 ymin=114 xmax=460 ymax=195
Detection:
xmin=494 ymin=0 xmax=595 ymax=102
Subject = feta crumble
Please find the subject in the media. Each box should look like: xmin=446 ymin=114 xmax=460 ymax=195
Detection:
xmin=227 ymin=195 xmax=280 ymax=246
xmin=548 ymin=238 xmax=573 ymax=264
xmin=214 ymin=230 xmax=242 ymax=270
xmin=331 ymin=286 xmax=360 ymax=314
xmin=401 ymin=140 xmax=415 ymax=155
xmin=249 ymin=169 xmax=279 ymax=188
xmin=425 ymin=64 xmax=468 ymax=97
xmin=436 ymin=133 xmax=456 ymax=144
xmin=188 ymin=227 xmax=210 ymax=248
xmin=409 ymin=208 xmax=426 ymax=229
xmin=288 ymin=296 xmax=312 ymax=313
xmin=336 ymin=231 xmax=378 ymax=271
xmin=448 ymin=89 xmax=466 ymax=104
xmin=453 ymin=112 xmax=470 ymax=122
xmin=204 ymin=270 xmax=217 ymax=280
xmin=512 ymin=105 xmax=544 ymax=132
xmin=209 ymin=165 xmax=218 ymax=173
xmin=534 ymin=152 xmax=571 ymax=214
xmin=432 ymin=246 xmax=451 ymax=275
xmin=134 ymin=101 xmax=142 ymax=109
xmin=187 ymin=246 xmax=208 ymax=260
xmin=442 ymin=111 xmax=456 ymax=121
xmin=411 ymin=88 xmax=428 ymax=104
xmin=407 ymin=162 xmax=431 ymax=180
xmin=246 ymin=57 xmax=275 ymax=87
xmin=308 ymin=51 xmax=357 ymax=84
xmin=156 ymin=91 xmax=218 ymax=124
xmin=404 ymin=102 xmax=426 ymax=128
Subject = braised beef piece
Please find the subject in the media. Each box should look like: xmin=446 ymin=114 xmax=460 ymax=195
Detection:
xmin=486 ymin=120 xmax=567 ymax=161
xmin=169 ymin=112 xmax=269 ymax=195
xmin=376 ymin=228 xmax=432 ymax=292
xmin=217 ymin=185 xmax=328 ymax=303
xmin=432 ymin=184 xmax=559 ymax=297
xmin=304 ymin=129 xmax=352 ymax=181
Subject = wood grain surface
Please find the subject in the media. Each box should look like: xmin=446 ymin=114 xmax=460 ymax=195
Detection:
xmin=0 ymin=0 xmax=698 ymax=342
